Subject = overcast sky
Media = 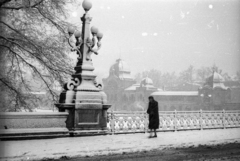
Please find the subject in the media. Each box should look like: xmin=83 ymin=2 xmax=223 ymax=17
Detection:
xmin=67 ymin=0 xmax=240 ymax=78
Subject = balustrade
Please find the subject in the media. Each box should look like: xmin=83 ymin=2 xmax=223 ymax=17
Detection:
xmin=107 ymin=110 xmax=240 ymax=134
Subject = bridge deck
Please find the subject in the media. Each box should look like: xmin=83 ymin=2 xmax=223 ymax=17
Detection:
xmin=0 ymin=128 xmax=240 ymax=161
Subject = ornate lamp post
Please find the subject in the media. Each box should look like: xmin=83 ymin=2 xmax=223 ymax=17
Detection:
xmin=56 ymin=0 xmax=111 ymax=136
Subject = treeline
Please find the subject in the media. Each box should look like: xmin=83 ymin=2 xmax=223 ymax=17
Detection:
xmin=135 ymin=65 xmax=240 ymax=89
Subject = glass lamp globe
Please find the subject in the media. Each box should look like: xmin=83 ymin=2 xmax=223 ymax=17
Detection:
xmin=82 ymin=0 xmax=92 ymax=12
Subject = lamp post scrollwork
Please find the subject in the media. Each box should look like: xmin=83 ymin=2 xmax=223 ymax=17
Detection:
xmin=67 ymin=0 xmax=103 ymax=64
xmin=67 ymin=27 xmax=83 ymax=59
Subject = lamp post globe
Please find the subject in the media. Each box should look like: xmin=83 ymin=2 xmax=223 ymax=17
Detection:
xmin=97 ymin=32 xmax=103 ymax=40
xmin=82 ymin=0 xmax=92 ymax=12
xmin=68 ymin=26 xmax=75 ymax=35
xmin=74 ymin=30 xmax=81 ymax=38
xmin=91 ymin=26 xmax=98 ymax=35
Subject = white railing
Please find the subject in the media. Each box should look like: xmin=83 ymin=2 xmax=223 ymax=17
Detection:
xmin=107 ymin=110 xmax=240 ymax=134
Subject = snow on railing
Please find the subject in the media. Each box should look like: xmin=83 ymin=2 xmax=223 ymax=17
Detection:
xmin=107 ymin=110 xmax=240 ymax=134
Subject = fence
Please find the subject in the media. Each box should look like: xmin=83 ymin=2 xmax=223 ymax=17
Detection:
xmin=107 ymin=110 xmax=240 ymax=134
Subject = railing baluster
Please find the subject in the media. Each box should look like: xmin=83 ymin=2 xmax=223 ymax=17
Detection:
xmin=223 ymin=109 xmax=225 ymax=129
xmin=110 ymin=111 xmax=115 ymax=135
xmin=174 ymin=110 xmax=177 ymax=132
xmin=144 ymin=112 xmax=148 ymax=133
xmin=200 ymin=109 xmax=203 ymax=130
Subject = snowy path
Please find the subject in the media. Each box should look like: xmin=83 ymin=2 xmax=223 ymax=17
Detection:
xmin=0 ymin=128 xmax=240 ymax=161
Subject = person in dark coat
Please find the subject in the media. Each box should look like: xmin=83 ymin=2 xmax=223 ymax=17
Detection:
xmin=147 ymin=96 xmax=159 ymax=138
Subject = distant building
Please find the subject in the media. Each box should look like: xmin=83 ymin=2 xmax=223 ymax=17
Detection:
xmin=199 ymin=71 xmax=240 ymax=110
xmin=168 ymin=82 xmax=201 ymax=91
xmin=151 ymin=91 xmax=201 ymax=111
xmin=103 ymin=59 xmax=240 ymax=111
xmin=103 ymin=59 xmax=160 ymax=111
xmin=103 ymin=59 xmax=136 ymax=110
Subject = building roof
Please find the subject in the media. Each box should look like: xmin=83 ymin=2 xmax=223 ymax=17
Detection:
xmin=151 ymin=91 xmax=199 ymax=96
xmin=224 ymin=81 xmax=240 ymax=88
xmin=125 ymin=84 xmax=140 ymax=91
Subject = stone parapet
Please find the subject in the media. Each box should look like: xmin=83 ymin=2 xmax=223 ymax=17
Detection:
xmin=0 ymin=112 xmax=68 ymax=129
xmin=0 ymin=112 xmax=69 ymax=140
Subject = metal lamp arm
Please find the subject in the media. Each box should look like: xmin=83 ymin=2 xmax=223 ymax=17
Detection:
xmin=68 ymin=36 xmax=83 ymax=58
xmin=90 ymin=40 xmax=101 ymax=55
xmin=91 ymin=36 xmax=96 ymax=48
xmin=68 ymin=36 xmax=75 ymax=49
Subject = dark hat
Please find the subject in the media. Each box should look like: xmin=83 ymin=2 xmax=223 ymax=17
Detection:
xmin=148 ymin=96 xmax=154 ymax=99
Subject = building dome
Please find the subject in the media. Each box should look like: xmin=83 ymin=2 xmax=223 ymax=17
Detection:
xmin=140 ymin=77 xmax=153 ymax=86
xmin=205 ymin=71 xmax=226 ymax=89
xmin=205 ymin=71 xmax=225 ymax=85
xmin=206 ymin=71 xmax=225 ymax=83
xmin=109 ymin=59 xmax=130 ymax=73
xmin=138 ymin=77 xmax=158 ymax=91
xmin=109 ymin=59 xmax=133 ymax=80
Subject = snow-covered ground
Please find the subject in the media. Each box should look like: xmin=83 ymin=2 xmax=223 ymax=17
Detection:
xmin=0 ymin=128 xmax=240 ymax=161
xmin=35 ymin=109 xmax=55 ymax=112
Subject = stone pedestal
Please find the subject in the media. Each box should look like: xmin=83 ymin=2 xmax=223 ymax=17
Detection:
xmin=56 ymin=103 xmax=111 ymax=135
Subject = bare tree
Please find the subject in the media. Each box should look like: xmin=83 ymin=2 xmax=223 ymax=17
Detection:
xmin=0 ymin=0 xmax=76 ymax=111
xmin=211 ymin=64 xmax=223 ymax=74
xmin=159 ymin=72 xmax=179 ymax=90
xmin=197 ymin=67 xmax=212 ymax=82
xmin=179 ymin=65 xmax=195 ymax=83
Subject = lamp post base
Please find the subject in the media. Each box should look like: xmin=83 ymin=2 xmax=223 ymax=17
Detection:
xmin=55 ymin=102 xmax=111 ymax=135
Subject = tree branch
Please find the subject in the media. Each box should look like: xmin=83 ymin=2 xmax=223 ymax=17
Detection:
xmin=0 ymin=35 xmax=72 ymax=77
xmin=0 ymin=77 xmax=19 ymax=96
xmin=0 ymin=20 xmax=42 ymax=51
xmin=0 ymin=44 xmax=57 ymax=101
xmin=34 ymin=6 xmax=67 ymax=36
xmin=1 ymin=0 xmax=44 ymax=10
xmin=0 ymin=0 xmax=11 ymax=7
